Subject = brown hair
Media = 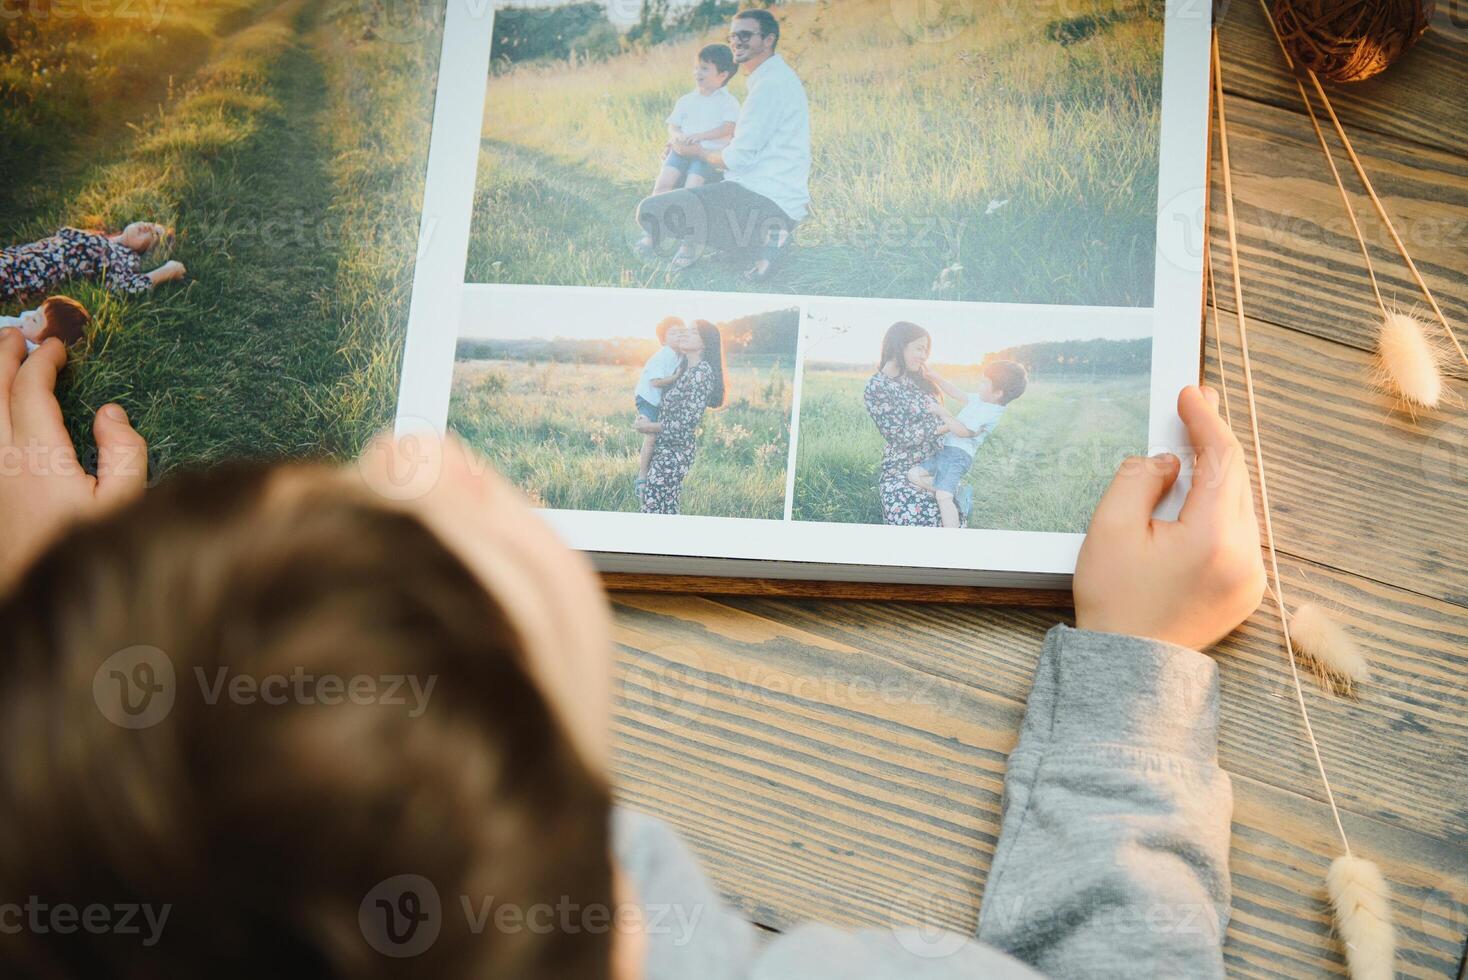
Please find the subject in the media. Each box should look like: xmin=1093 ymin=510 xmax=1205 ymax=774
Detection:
xmin=983 ymin=359 xmax=1029 ymax=405
xmin=877 ymin=321 xmax=937 ymax=396
xmin=697 ymin=43 xmax=736 ymax=84
xmin=0 ymin=464 xmax=612 ymax=978
xmin=693 ymin=319 xmax=727 ymax=408
xmin=37 ymin=296 xmax=90 ymax=347
xmin=654 ymin=315 xmax=684 ymax=346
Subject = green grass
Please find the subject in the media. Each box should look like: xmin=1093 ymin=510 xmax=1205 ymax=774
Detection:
xmin=792 ymin=370 xmax=1150 ymax=532
xmin=467 ymin=0 xmax=1162 ymax=305
xmin=1 ymin=1 xmax=442 ymax=474
xmin=447 ymin=357 xmax=795 ymax=519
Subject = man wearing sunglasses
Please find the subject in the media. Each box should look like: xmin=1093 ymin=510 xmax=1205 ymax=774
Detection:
xmin=635 ymin=9 xmax=811 ymax=283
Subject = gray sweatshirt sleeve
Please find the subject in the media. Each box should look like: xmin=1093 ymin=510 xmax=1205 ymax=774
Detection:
xmin=617 ymin=624 xmax=1232 ymax=980
xmin=976 ymin=625 xmax=1233 ymax=978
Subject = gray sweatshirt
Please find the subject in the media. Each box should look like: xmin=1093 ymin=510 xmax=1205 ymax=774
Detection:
xmin=615 ymin=625 xmax=1233 ymax=979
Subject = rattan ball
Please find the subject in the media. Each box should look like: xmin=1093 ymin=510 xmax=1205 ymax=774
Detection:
xmin=1271 ymin=0 xmax=1435 ymax=82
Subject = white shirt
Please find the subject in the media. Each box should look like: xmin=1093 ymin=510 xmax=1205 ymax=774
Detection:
xmin=667 ymin=87 xmax=741 ymax=150
xmin=944 ymin=399 xmax=1005 ymax=457
xmin=0 ymin=314 xmax=38 ymax=353
xmin=722 ymin=53 xmax=811 ymax=222
xmin=636 ymin=346 xmax=683 ymax=406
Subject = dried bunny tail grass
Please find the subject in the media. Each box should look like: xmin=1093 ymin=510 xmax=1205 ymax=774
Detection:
xmin=1289 ymin=602 xmax=1370 ymax=695
xmin=1327 ymin=855 xmax=1396 ymax=980
xmin=1374 ymin=310 xmax=1446 ymax=412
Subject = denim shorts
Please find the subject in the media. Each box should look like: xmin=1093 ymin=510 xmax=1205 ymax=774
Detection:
xmin=635 ymin=395 xmax=660 ymax=422
xmin=664 ymin=150 xmax=717 ymax=180
xmin=917 ymin=446 xmax=974 ymax=495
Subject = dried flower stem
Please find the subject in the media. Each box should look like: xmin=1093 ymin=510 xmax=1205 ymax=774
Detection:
xmin=1211 ymin=31 xmax=1351 ymax=856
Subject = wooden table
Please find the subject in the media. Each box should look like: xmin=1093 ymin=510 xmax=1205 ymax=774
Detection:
xmin=609 ymin=6 xmax=1468 ymax=976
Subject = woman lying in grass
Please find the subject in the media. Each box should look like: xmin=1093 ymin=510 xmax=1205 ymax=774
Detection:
xmin=0 ymin=222 xmax=186 ymax=302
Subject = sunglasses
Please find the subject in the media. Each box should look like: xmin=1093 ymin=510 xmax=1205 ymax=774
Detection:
xmin=728 ymin=29 xmax=763 ymax=43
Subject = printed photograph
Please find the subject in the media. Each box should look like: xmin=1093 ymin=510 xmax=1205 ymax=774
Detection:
xmin=447 ymin=289 xmax=800 ymax=519
xmin=792 ymin=303 xmax=1152 ymax=532
xmin=467 ymin=0 xmax=1165 ymax=306
xmin=0 ymin=0 xmax=443 ymax=474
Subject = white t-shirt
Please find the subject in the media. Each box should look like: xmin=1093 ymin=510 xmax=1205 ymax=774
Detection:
xmin=667 ymin=87 xmax=741 ymax=150
xmin=0 ymin=313 xmax=38 ymax=353
xmin=636 ymin=346 xmax=684 ymax=406
xmin=944 ymin=399 xmax=1005 ymax=457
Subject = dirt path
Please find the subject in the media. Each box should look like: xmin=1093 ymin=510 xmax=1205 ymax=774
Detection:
xmin=53 ymin=2 xmax=356 ymax=471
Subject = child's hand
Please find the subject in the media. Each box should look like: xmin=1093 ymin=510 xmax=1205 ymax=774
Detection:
xmin=1074 ymin=385 xmax=1265 ymax=651
xmin=0 ymin=333 xmax=149 ymax=593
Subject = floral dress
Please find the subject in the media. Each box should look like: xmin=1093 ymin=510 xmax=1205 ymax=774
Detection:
xmin=642 ymin=360 xmax=715 ymax=515
xmin=864 ymin=371 xmax=945 ymax=527
xmin=0 ymin=228 xmax=153 ymax=303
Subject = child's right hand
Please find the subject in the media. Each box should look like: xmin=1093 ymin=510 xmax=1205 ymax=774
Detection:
xmin=1074 ymin=386 xmax=1265 ymax=651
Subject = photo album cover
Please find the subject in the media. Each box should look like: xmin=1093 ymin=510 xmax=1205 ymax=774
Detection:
xmin=1 ymin=0 xmax=1209 ymax=591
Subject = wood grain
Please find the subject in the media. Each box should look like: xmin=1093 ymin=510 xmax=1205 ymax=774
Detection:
xmin=1217 ymin=0 xmax=1468 ymax=159
xmin=1205 ymin=313 xmax=1468 ymax=606
xmin=1208 ymin=94 xmax=1468 ymax=375
xmin=610 ymin=593 xmax=1468 ymax=977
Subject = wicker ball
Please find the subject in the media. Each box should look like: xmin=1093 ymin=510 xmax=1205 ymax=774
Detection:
xmin=1272 ymin=0 xmax=1434 ymax=82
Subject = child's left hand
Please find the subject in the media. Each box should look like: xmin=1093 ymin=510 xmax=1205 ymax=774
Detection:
xmin=0 ymin=333 xmax=148 ymax=593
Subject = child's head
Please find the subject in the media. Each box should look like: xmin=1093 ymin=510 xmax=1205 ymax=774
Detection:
xmin=694 ymin=43 xmax=736 ymax=91
xmin=655 ymin=315 xmax=685 ymax=347
xmin=0 ymin=445 xmax=619 ymax=977
xmin=119 ymin=221 xmax=174 ymax=255
xmin=18 ymin=296 xmax=90 ymax=346
xmin=980 ymin=359 xmax=1028 ymax=405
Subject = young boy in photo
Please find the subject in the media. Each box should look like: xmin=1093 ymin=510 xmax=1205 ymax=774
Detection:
xmin=633 ymin=45 xmax=740 ymax=260
xmin=635 ymin=316 xmax=687 ymax=499
xmin=0 ymin=296 xmax=91 ymax=355
xmin=0 ymin=335 xmax=1265 ymax=978
xmin=909 ymin=359 xmax=1028 ymax=528
xmin=659 ymin=44 xmax=740 ymax=193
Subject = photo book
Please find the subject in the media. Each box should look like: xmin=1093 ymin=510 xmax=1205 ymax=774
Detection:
xmin=393 ymin=0 xmax=1214 ymax=592
xmin=1 ymin=0 xmax=1210 ymax=596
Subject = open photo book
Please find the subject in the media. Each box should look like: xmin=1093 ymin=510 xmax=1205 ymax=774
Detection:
xmin=0 ymin=1 xmax=1206 ymax=595
xmin=391 ymin=0 xmax=1214 ymax=590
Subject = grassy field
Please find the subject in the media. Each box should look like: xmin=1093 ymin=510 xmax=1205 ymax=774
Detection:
xmin=467 ymin=0 xmax=1162 ymax=305
xmin=792 ymin=369 xmax=1150 ymax=532
xmin=448 ymin=357 xmax=795 ymax=519
xmin=0 ymin=0 xmax=440 ymax=474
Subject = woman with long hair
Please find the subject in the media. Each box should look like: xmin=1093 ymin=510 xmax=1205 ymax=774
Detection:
xmin=636 ymin=318 xmax=727 ymax=515
xmin=863 ymin=320 xmax=947 ymax=527
xmin=0 ymin=221 xmax=185 ymax=302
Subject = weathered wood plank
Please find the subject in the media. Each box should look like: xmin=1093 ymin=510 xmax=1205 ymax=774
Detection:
xmin=610 ymin=593 xmax=1468 ymax=977
xmin=719 ymin=544 xmax=1468 ymax=846
xmin=1204 ymin=313 xmax=1468 ymax=605
xmin=1208 ymin=94 xmax=1468 ymax=376
xmin=1217 ymin=0 xmax=1468 ymax=159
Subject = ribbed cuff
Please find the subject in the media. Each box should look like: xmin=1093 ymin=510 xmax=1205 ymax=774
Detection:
xmin=1041 ymin=624 xmax=1221 ymax=764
